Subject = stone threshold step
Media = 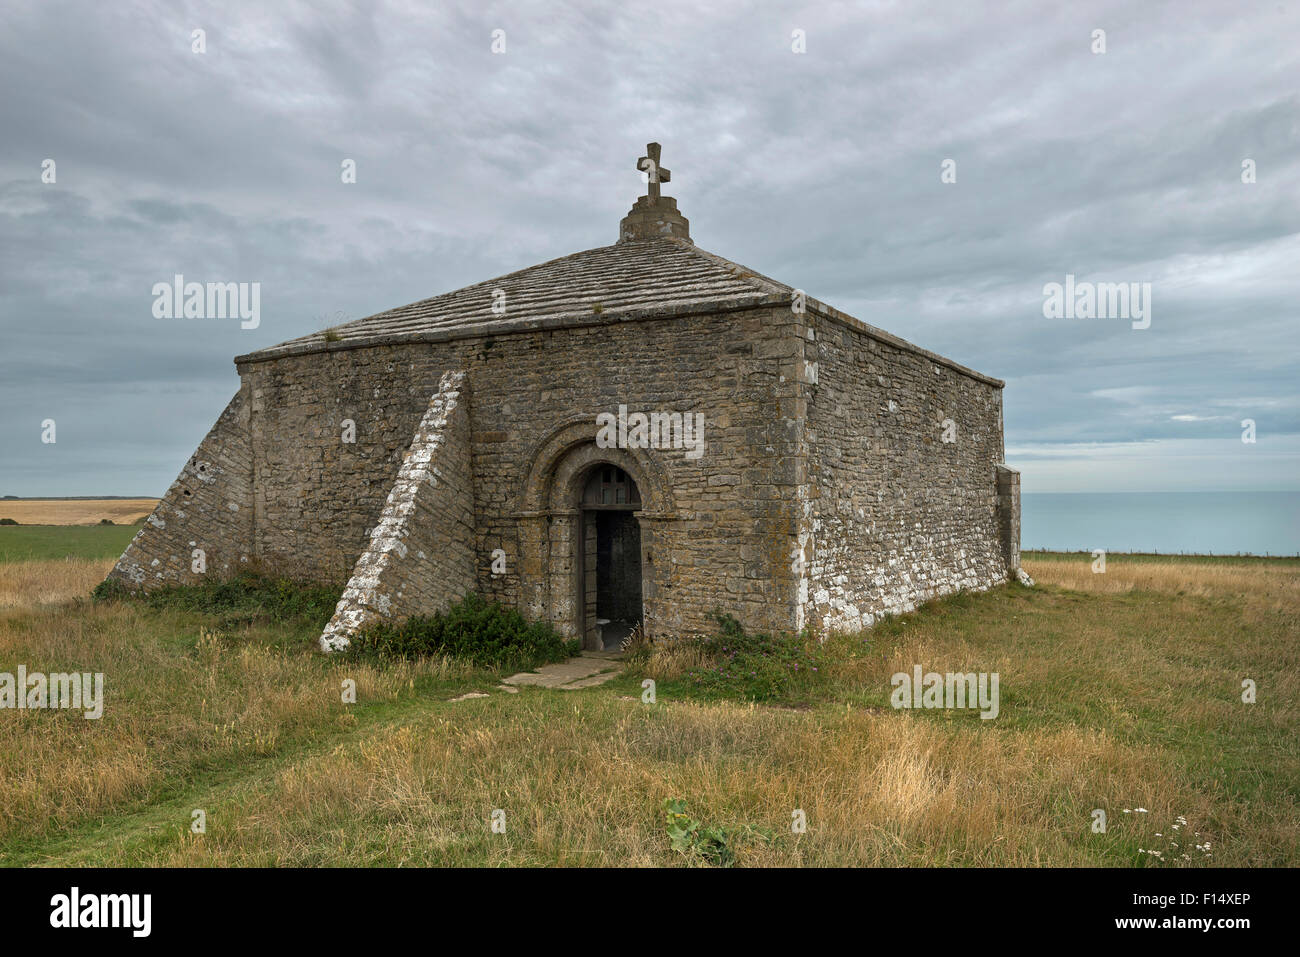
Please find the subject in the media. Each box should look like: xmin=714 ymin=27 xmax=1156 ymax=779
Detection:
xmin=499 ymin=653 xmax=624 ymax=690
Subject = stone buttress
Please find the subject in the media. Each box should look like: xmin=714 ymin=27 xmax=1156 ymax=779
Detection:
xmin=107 ymin=390 xmax=253 ymax=588
xmin=318 ymin=370 xmax=476 ymax=651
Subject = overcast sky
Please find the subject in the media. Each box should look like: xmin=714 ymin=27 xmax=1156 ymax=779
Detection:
xmin=2 ymin=0 xmax=1297 ymax=496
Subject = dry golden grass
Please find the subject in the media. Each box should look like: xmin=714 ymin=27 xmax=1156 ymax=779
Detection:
xmin=0 ymin=558 xmax=113 ymax=609
xmin=76 ymin=693 xmax=1170 ymax=868
xmin=0 ymin=591 xmax=470 ymax=850
xmin=1025 ymin=554 xmax=1300 ymax=609
xmin=1 ymin=550 xmax=1295 ymax=867
xmin=630 ymin=632 xmax=713 ymax=681
xmin=0 ymin=499 xmax=157 ymax=526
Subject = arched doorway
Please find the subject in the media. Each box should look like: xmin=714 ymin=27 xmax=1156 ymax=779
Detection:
xmin=579 ymin=465 xmax=643 ymax=651
xmin=514 ymin=419 xmax=679 ymax=647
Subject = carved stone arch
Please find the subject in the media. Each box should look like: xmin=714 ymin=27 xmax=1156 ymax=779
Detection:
xmin=515 ymin=416 xmax=678 ymax=518
xmin=513 ymin=416 xmax=678 ymax=644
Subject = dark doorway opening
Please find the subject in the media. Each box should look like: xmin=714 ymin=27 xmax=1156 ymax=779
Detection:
xmin=595 ymin=511 xmax=642 ymax=649
xmin=580 ymin=466 xmax=643 ymax=651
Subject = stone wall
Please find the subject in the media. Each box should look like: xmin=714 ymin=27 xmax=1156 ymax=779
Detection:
xmin=107 ymin=389 xmax=253 ymax=589
xmin=237 ymin=306 xmax=805 ymax=638
xmin=319 ymin=371 xmax=475 ymax=651
xmin=801 ymin=311 xmax=1012 ymax=632
xmin=996 ymin=463 xmax=1021 ymax=573
xmin=111 ymin=298 xmax=1016 ymax=642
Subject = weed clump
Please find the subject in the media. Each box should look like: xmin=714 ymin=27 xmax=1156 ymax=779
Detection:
xmin=671 ymin=611 xmax=827 ymax=702
xmin=345 ymin=593 xmax=578 ymax=672
xmin=663 ymin=798 xmax=735 ymax=867
xmin=93 ymin=571 xmax=341 ymax=628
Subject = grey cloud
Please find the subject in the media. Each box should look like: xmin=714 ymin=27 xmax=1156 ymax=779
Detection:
xmin=1 ymin=0 xmax=1297 ymax=494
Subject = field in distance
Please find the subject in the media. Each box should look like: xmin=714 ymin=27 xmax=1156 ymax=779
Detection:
xmin=0 ymin=499 xmax=156 ymax=563
xmin=0 ymin=498 xmax=157 ymax=526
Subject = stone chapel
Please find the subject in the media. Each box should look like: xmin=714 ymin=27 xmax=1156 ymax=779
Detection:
xmin=106 ymin=143 xmax=1023 ymax=652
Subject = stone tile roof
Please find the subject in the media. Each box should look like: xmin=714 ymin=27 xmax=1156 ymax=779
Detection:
xmin=237 ymin=239 xmax=780 ymax=360
xmin=234 ymin=237 xmax=1002 ymax=387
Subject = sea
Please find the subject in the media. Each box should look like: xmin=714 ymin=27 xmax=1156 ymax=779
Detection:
xmin=1020 ymin=491 xmax=1300 ymax=557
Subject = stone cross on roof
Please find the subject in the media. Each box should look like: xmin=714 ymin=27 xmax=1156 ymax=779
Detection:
xmin=619 ymin=141 xmax=690 ymax=244
xmin=638 ymin=143 xmax=671 ymax=202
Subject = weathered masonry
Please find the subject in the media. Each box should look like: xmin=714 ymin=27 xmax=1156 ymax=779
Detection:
xmin=107 ymin=143 xmax=1023 ymax=651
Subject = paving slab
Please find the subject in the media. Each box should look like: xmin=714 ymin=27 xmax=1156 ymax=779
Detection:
xmin=501 ymin=653 xmax=623 ymax=690
xmin=558 ymin=670 xmax=623 ymax=690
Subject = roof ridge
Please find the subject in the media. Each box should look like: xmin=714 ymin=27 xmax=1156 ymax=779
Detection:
xmin=678 ymin=242 xmax=794 ymax=298
xmin=341 ymin=242 xmax=621 ymax=325
xmin=326 ymin=239 xmax=724 ymax=333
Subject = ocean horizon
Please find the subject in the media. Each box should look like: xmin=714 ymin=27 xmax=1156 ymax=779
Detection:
xmin=1021 ymin=491 xmax=1300 ymax=557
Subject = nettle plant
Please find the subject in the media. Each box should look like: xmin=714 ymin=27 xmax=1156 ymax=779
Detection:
xmin=662 ymin=799 xmax=735 ymax=867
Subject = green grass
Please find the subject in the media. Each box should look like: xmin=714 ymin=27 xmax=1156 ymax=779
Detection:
xmin=0 ymin=551 xmax=1295 ymax=867
xmin=95 ymin=570 xmax=343 ymax=633
xmin=0 ymin=524 xmax=138 ymax=563
xmin=345 ymin=592 xmax=580 ymax=671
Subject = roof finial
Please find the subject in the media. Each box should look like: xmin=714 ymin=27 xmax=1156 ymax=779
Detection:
xmin=619 ymin=141 xmax=691 ymax=244
xmin=637 ymin=143 xmax=671 ymax=203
